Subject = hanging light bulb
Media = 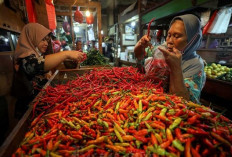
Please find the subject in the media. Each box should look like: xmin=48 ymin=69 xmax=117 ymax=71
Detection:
xmin=131 ymin=21 xmax=136 ymax=27
xmin=86 ymin=10 xmax=90 ymax=17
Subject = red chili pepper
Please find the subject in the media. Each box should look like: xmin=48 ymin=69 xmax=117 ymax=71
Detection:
xmin=187 ymin=128 xmax=209 ymax=136
xmin=126 ymin=147 xmax=146 ymax=154
xmin=147 ymin=17 xmax=156 ymax=37
xmin=134 ymin=135 xmax=148 ymax=143
xmin=202 ymin=138 xmax=215 ymax=150
xmin=187 ymin=115 xmax=199 ymax=125
xmin=79 ymin=148 xmax=94 ymax=157
xmin=196 ymin=124 xmax=210 ymax=130
xmin=96 ymin=148 xmax=107 ymax=155
xmin=160 ymin=140 xmax=171 ymax=149
xmin=31 ymin=111 xmax=45 ymax=127
xmin=167 ymin=146 xmax=178 ymax=153
xmin=202 ymin=148 xmax=209 ymax=156
xmin=185 ymin=138 xmax=191 ymax=157
xmin=191 ymin=146 xmax=201 ymax=157
xmin=134 ymin=129 xmax=149 ymax=136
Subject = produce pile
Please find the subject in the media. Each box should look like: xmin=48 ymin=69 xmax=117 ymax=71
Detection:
xmin=204 ymin=63 xmax=232 ymax=81
xmin=81 ymin=48 xmax=109 ymax=66
xmin=13 ymin=67 xmax=232 ymax=157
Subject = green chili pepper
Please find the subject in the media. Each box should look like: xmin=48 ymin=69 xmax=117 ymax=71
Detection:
xmin=172 ymin=139 xmax=184 ymax=152
xmin=146 ymin=106 xmax=156 ymax=113
xmin=147 ymin=146 xmax=156 ymax=153
xmin=169 ymin=117 xmax=182 ymax=130
xmin=115 ymin=102 xmax=120 ymax=112
xmin=114 ymin=127 xmax=124 ymax=143
xmin=135 ymin=140 xmax=142 ymax=148
xmin=168 ymin=109 xmax=175 ymax=115
xmin=159 ymin=108 xmax=167 ymax=116
xmin=97 ymin=118 xmax=103 ymax=125
xmin=123 ymin=120 xmax=128 ymax=128
xmin=78 ymin=144 xmax=96 ymax=153
xmin=115 ymin=143 xmax=130 ymax=147
xmin=156 ymin=147 xmax=167 ymax=156
xmin=143 ymin=112 xmax=153 ymax=121
xmin=156 ymin=104 xmax=165 ymax=108
xmin=93 ymin=100 xmax=101 ymax=107
xmin=114 ymin=122 xmax=126 ymax=135
xmin=103 ymin=121 xmax=109 ymax=128
xmin=155 ymin=133 xmax=163 ymax=144
xmin=144 ymin=121 xmax=152 ymax=130
xmin=61 ymin=118 xmax=80 ymax=130
xmin=138 ymin=100 xmax=143 ymax=113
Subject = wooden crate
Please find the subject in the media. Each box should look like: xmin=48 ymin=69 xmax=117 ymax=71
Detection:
xmin=202 ymin=78 xmax=232 ymax=101
xmin=0 ymin=68 xmax=97 ymax=157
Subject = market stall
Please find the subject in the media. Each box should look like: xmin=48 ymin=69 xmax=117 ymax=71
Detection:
xmin=1 ymin=67 xmax=232 ymax=157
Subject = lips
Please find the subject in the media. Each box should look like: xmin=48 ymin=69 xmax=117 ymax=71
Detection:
xmin=167 ymin=47 xmax=173 ymax=52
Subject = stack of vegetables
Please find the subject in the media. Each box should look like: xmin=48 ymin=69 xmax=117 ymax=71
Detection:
xmin=81 ymin=48 xmax=109 ymax=66
xmin=13 ymin=67 xmax=232 ymax=157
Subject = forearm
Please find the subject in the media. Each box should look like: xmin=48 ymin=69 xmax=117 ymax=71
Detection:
xmin=44 ymin=51 xmax=67 ymax=71
xmin=134 ymin=42 xmax=145 ymax=60
xmin=169 ymin=68 xmax=190 ymax=100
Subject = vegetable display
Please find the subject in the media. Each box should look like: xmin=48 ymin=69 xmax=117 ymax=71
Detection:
xmin=204 ymin=63 xmax=232 ymax=81
xmin=12 ymin=67 xmax=232 ymax=157
xmin=81 ymin=48 xmax=108 ymax=66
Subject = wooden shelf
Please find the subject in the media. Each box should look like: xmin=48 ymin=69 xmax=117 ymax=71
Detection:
xmin=202 ymin=78 xmax=232 ymax=102
xmin=119 ymin=60 xmax=137 ymax=66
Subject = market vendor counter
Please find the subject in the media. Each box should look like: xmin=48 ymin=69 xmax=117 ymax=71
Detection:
xmin=202 ymin=78 xmax=232 ymax=101
xmin=0 ymin=67 xmax=110 ymax=157
xmin=1 ymin=67 xmax=232 ymax=156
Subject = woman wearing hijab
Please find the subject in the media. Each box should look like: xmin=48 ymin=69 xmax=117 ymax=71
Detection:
xmin=134 ymin=14 xmax=206 ymax=103
xmin=12 ymin=23 xmax=85 ymax=118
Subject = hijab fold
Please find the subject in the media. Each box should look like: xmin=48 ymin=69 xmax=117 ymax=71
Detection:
xmin=15 ymin=23 xmax=51 ymax=62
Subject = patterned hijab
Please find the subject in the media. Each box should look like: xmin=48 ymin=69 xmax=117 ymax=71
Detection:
xmin=14 ymin=23 xmax=51 ymax=61
xmin=170 ymin=14 xmax=205 ymax=78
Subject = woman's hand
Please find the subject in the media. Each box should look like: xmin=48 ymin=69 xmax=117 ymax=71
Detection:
xmin=158 ymin=47 xmax=182 ymax=70
xmin=134 ymin=35 xmax=151 ymax=60
xmin=158 ymin=47 xmax=189 ymax=100
xmin=65 ymin=51 xmax=85 ymax=62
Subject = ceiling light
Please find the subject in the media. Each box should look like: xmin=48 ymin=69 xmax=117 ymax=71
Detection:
xmin=131 ymin=21 xmax=136 ymax=27
xmin=86 ymin=10 xmax=90 ymax=17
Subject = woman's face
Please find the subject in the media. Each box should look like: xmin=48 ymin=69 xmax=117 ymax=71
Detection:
xmin=38 ymin=35 xmax=50 ymax=53
xmin=166 ymin=20 xmax=188 ymax=52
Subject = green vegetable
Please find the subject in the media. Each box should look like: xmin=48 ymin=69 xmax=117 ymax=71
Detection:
xmin=81 ymin=48 xmax=109 ymax=66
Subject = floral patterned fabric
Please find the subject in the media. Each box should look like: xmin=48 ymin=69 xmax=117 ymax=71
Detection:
xmin=17 ymin=54 xmax=48 ymax=97
xmin=184 ymin=69 xmax=206 ymax=104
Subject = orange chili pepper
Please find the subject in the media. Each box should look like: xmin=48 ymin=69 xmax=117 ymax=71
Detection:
xmin=133 ymin=99 xmax=139 ymax=109
xmin=151 ymin=133 xmax=158 ymax=145
xmin=150 ymin=122 xmax=165 ymax=130
xmin=122 ymin=135 xmax=135 ymax=141
xmin=47 ymin=139 xmax=53 ymax=151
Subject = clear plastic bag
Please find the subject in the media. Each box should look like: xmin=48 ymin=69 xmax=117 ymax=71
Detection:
xmin=145 ymin=45 xmax=170 ymax=89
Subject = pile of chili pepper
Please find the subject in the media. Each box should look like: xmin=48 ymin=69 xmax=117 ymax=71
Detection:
xmin=12 ymin=67 xmax=232 ymax=157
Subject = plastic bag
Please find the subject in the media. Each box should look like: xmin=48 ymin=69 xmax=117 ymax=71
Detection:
xmin=207 ymin=7 xmax=232 ymax=34
xmin=145 ymin=45 xmax=170 ymax=89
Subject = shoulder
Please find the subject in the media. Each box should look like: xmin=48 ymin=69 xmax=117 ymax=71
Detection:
xmin=182 ymin=56 xmax=205 ymax=78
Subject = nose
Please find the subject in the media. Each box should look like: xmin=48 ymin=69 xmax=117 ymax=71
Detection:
xmin=166 ymin=35 xmax=174 ymax=44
